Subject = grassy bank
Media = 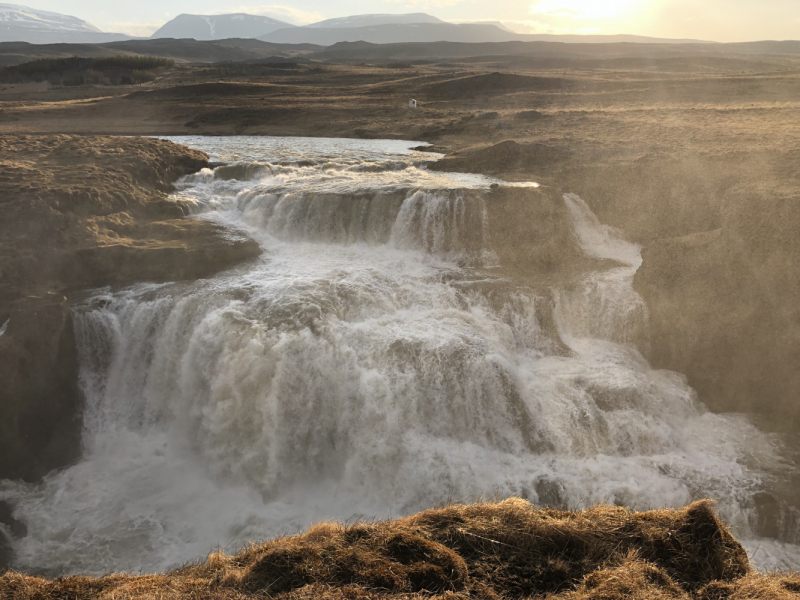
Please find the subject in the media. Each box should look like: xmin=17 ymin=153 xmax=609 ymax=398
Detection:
xmin=3 ymin=499 xmax=798 ymax=599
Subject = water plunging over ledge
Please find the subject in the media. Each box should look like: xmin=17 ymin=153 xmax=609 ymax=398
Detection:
xmin=1 ymin=136 xmax=798 ymax=575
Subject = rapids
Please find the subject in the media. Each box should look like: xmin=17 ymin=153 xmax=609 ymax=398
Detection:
xmin=1 ymin=136 xmax=798 ymax=575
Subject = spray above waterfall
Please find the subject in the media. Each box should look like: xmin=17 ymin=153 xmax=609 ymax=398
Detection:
xmin=0 ymin=137 xmax=797 ymax=576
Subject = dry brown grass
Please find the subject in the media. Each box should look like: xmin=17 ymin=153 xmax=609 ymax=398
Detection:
xmin=2 ymin=498 xmax=797 ymax=600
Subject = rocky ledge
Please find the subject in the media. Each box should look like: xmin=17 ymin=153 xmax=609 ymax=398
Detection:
xmin=0 ymin=135 xmax=261 ymax=482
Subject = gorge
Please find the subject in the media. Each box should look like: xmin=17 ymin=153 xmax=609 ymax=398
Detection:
xmin=1 ymin=136 xmax=798 ymax=577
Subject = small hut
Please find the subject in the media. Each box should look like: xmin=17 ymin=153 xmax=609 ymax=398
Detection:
xmin=409 ymin=99 xmax=417 ymax=109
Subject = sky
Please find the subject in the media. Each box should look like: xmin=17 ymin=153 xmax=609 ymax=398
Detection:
xmin=23 ymin=0 xmax=800 ymax=42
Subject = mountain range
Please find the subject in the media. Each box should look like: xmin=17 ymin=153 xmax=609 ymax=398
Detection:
xmin=0 ymin=3 xmax=132 ymax=43
xmin=0 ymin=4 xmax=710 ymax=46
xmin=150 ymin=13 xmax=294 ymax=41
xmin=261 ymin=22 xmax=521 ymax=45
xmin=307 ymin=13 xmax=444 ymax=28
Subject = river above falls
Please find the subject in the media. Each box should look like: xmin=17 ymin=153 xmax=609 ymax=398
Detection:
xmin=1 ymin=136 xmax=798 ymax=574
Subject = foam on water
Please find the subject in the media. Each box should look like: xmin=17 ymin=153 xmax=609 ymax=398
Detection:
xmin=1 ymin=136 xmax=797 ymax=575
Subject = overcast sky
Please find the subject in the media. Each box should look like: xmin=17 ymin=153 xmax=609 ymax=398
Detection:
xmin=25 ymin=0 xmax=800 ymax=41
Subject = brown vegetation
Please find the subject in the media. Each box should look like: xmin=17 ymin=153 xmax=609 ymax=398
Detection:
xmin=425 ymin=72 xmax=568 ymax=98
xmin=3 ymin=499 xmax=798 ymax=600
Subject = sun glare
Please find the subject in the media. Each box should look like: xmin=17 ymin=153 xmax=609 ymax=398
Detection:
xmin=529 ymin=0 xmax=640 ymax=19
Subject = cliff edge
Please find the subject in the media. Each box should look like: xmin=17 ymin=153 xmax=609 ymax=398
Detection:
xmin=0 ymin=135 xmax=261 ymax=482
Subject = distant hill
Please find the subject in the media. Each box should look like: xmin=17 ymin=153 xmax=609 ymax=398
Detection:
xmin=0 ymin=38 xmax=321 ymax=67
xmin=307 ymin=13 xmax=445 ymax=28
xmin=151 ymin=13 xmax=294 ymax=41
xmin=307 ymin=40 xmax=721 ymax=62
xmin=518 ymin=33 xmax=709 ymax=44
xmin=262 ymin=19 xmax=710 ymax=46
xmin=0 ymin=3 xmax=132 ymax=43
xmin=262 ymin=23 xmax=521 ymax=45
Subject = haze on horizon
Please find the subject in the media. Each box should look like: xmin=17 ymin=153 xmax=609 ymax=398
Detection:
xmin=13 ymin=0 xmax=800 ymax=42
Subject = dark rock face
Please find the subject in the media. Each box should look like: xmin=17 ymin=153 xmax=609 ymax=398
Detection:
xmin=486 ymin=186 xmax=606 ymax=279
xmin=0 ymin=500 xmax=26 ymax=570
xmin=552 ymin=151 xmax=800 ymax=430
xmin=634 ymin=183 xmax=800 ymax=428
xmin=0 ymin=294 xmax=81 ymax=481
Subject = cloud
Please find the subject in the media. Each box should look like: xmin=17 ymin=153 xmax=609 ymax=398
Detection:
xmin=504 ymin=19 xmax=599 ymax=34
xmin=226 ymin=5 xmax=325 ymax=24
xmin=382 ymin=0 xmax=465 ymax=8
xmin=101 ymin=21 xmax=164 ymax=36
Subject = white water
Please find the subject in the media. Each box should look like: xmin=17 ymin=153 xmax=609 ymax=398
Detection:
xmin=1 ymin=136 xmax=798 ymax=575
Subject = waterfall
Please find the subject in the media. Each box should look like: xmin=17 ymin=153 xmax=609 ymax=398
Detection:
xmin=1 ymin=136 xmax=797 ymax=575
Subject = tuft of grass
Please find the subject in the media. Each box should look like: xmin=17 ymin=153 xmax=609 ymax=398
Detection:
xmin=2 ymin=498 xmax=798 ymax=599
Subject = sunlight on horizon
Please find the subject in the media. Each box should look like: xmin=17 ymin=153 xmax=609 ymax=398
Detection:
xmin=529 ymin=0 xmax=641 ymax=20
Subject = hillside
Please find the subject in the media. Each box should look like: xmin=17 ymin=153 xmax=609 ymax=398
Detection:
xmin=0 ymin=38 xmax=319 ymax=67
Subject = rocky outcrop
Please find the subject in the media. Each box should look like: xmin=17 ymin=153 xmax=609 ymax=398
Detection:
xmin=0 ymin=135 xmax=261 ymax=482
xmin=429 ymin=140 xmax=571 ymax=176
xmin=486 ymin=185 xmax=610 ymax=280
xmin=0 ymin=294 xmax=81 ymax=481
xmin=442 ymin=142 xmax=800 ymax=429
xmin=558 ymin=151 xmax=800 ymax=428
xmin=634 ymin=180 xmax=800 ymax=428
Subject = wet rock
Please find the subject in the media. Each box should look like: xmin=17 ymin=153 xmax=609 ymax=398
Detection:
xmin=0 ymin=294 xmax=82 ymax=481
xmin=0 ymin=500 xmax=26 ymax=570
xmin=486 ymin=186 xmax=610 ymax=280
xmin=515 ymin=110 xmax=546 ymax=122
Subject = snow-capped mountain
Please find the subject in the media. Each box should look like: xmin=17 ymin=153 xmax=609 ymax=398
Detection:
xmin=262 ymin=13 xmax=527 ymax=45
xmin=306 ymin=13 xmax=444 ymax=29
xmin=0 ymin=3 xmax=131 ymax=43
xmin=151 ymin=13 xmax=294 ymax=40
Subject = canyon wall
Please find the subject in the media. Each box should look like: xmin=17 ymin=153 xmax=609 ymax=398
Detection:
xmin=562 ymin=152 xmax=800 ymax=429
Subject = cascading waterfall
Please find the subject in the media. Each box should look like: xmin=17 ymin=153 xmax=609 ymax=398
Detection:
xmin=1 ymin=136 xmax=798 ymax=575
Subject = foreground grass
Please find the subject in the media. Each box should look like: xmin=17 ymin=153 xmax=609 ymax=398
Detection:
xmin=2 ymin=498 xmax=799 ymax=599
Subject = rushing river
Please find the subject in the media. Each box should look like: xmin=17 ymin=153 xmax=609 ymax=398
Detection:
xmin=1 ymin=136 xmax=798 ymax=574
